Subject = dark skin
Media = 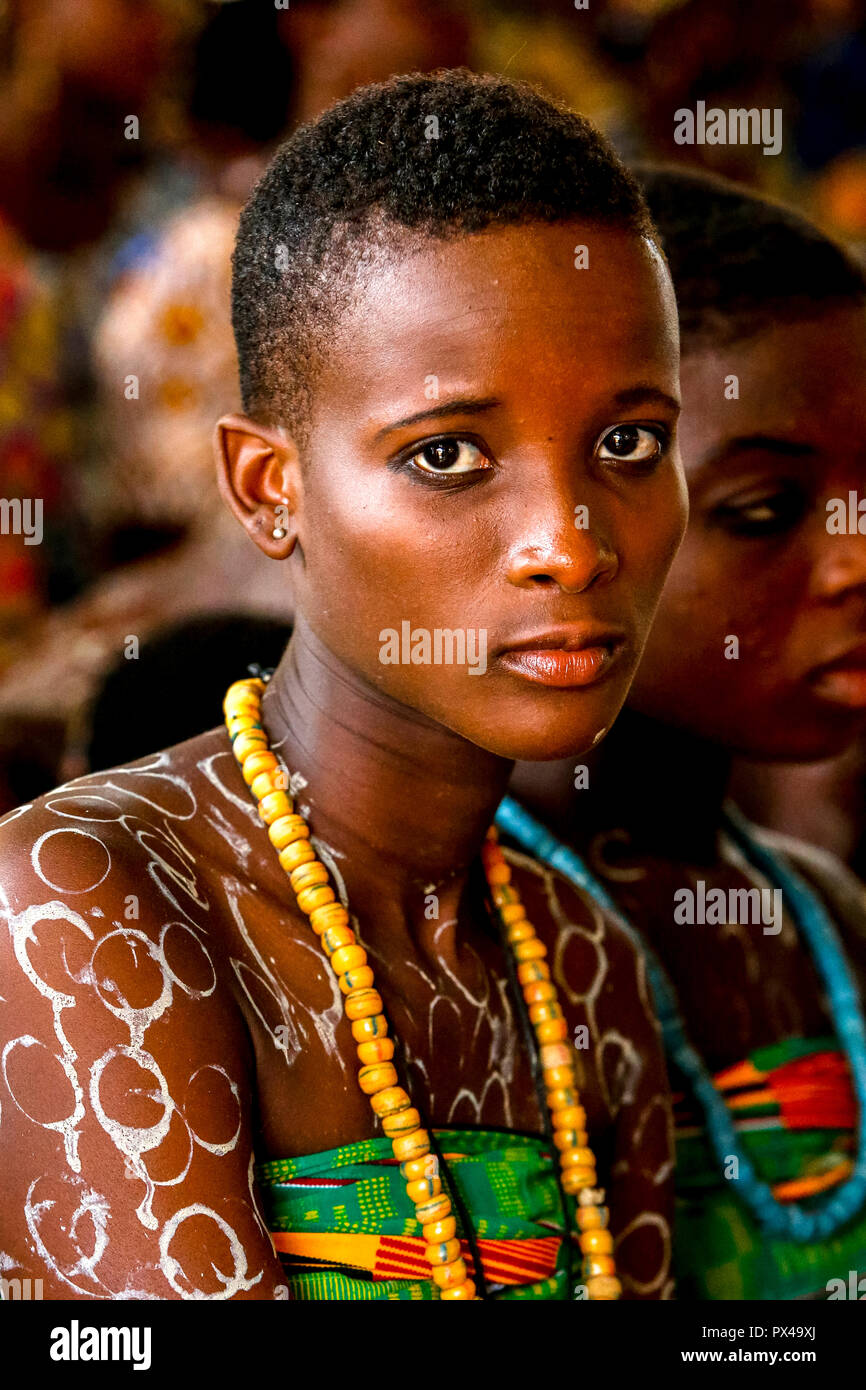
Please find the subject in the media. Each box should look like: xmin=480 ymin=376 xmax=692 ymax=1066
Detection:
xmin=728 ymin=744 xmax=866 ymax=869
xmin=513 ymin=303 xmax=866 ymax=1070
xmin=0 ymin=220 xmax=685 ymax=1298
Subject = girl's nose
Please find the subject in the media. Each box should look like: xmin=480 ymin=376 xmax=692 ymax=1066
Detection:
xmin=812 ymin=527 xmax=866 ymax=602
xmin=506 ymin=524 xmax=619 ymax=594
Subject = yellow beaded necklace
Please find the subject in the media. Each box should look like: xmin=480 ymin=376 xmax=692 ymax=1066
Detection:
xmin=225 ymin=676 xmax=621 ymax=1301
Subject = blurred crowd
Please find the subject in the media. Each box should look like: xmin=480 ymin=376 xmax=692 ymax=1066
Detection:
xmin=2 ymin=0 xmax=866 ymax=812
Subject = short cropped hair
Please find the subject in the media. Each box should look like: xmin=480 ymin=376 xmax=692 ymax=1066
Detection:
xmin=637 ymin=164 xmax=866 ymax=351
xmin=232 ymin=69 xmax=654 ymax=438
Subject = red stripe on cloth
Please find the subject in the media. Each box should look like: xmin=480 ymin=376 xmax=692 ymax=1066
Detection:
xmin=478 ymin=1244 xmax=559 ymax=1281
xmin=374 ymin=1256 xmax=429 ymax=1273
xmin=483 ymin=1235 xmax=559 ymax=1259
xmin=772 ymin=1052 xmax=856 ymax=1131
xmin=372 ymin=1261 xmax=429 ymax=1279
xmin=374 ymin=1263 xmax=429 ymax=1281
xmin=375 ymin=1238 xmax=431 ymax=1279
xmin=478 ymin=1240 xmax=559 ymax=1279
xmin=373 ymin=1234 xmax=560 ymax=1285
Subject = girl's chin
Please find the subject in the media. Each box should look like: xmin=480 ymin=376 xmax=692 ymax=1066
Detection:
xmin=477 ymin=729 xmax=612 ymax=764
xmin=715 ymin=721 xmax=865 ymax=764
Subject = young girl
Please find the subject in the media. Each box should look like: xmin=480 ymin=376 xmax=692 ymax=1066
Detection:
xmin=0 ymin=73 xmax=686 ymax=1301
xmin=507 ymin=167 xmax=866 ymax=1301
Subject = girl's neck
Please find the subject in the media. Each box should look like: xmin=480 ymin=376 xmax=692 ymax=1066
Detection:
xmin=510 ymin=708 xmax=732 ymax=864
xmin=260 ymin=618 xmax=512 ymax=921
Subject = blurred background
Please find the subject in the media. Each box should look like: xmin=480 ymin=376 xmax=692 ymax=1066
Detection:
xmin=1 ymin=0 xmax=866 ymax=812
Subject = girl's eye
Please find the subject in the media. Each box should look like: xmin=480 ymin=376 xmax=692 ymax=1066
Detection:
xmin=406 ymin=438 xmax=491 ymax=476
xmin=597 ymin=424 xmax=664 ymax=467
xmin=712 ymin=486 xmax=809 ymax=538
xmin=737 ymin=502 xmax=778 ymax=525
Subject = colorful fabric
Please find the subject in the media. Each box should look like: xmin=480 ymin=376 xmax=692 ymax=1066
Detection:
xmin=257 ymin=1128 xmax=574 ymax=1301
xmin=673 ymin=1037 xmax=866 ymax=1299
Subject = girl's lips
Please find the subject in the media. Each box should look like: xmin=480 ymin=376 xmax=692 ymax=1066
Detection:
xmin=499 ymin=644 xmax=620 ymax=688
xmin=809 ymin=666 xmax=866 ymax=708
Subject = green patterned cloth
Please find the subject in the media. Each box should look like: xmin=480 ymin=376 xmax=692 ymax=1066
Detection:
xmin=673 ymin=1037 xmax=866 ymax=1299
xmin=257 ymin=1127 xmax=576 ymax=1300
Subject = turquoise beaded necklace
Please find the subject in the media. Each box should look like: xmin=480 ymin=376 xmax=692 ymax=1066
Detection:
xmin=495 ymin=794 xmax=866 ymax=1242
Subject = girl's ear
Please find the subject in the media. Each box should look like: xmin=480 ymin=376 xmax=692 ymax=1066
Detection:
xmin=214 ymin=414 xmax=301 ymax=558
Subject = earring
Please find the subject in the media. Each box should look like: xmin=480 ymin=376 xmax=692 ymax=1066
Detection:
xmin=273 ymin=495 xmax=289 ymax=539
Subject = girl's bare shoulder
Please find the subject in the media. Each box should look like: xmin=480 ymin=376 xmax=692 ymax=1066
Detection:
xmin=0 ymin=725 xmax=257 ymax=898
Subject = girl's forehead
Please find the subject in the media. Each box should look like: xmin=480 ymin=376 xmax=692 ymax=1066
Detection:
xmin=319 ymin=222 xmax=678 ymax=397
xmin=676 ymin=310 xmax=866 ymax=486
xmin=349 ymin=219 xmax=672 ymax=303
xmin=682 ymin=308 xmax=866 ymax=417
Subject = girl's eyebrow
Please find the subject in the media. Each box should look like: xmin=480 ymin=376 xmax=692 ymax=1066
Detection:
xmin=703 ymin=435 xmax=818 ymax=467
xmin=610 ymin=385 xmax=681 ymax=414
xmin=373 ymin=385 xmax=680 ymax=445
xmin=372 ymin=397 xmax=501 ymax=442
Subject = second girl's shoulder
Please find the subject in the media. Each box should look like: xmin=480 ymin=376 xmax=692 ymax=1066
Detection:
xmin=749 ymin=824 xmax=866 ymax=978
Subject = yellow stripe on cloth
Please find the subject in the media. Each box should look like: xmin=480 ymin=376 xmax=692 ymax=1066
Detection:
xmin=771 ymin=1159 xmax=853 ymax=1202
xmin=272 ymin=1232 xmax=381 ymax=1273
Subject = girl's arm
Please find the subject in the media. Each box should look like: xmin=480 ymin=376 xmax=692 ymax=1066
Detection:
xmin=0 ymin=801 xmax=287 ymax=1300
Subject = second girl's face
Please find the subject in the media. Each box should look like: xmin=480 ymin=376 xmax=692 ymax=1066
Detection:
xmin=287 ymin=220 xmax=686 ymax=761
xmin=629 ymin=304 xmax=866 ymax=760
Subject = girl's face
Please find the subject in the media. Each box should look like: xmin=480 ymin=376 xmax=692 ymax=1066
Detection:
xmin=275 ymin=220 xmax=686 ymax=761
xmin=629 ymin=304 xmax=866 ymax=760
